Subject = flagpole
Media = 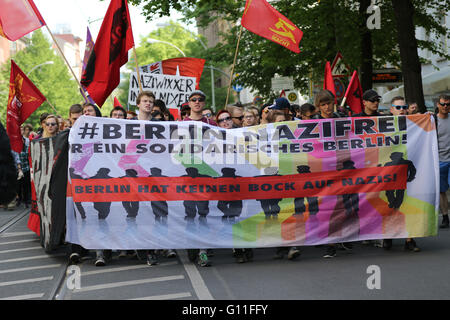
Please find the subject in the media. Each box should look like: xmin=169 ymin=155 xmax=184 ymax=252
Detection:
xmin=132 ymin=46 xmax=143 ymax=92
xmin=45 ymin=99 xmax=60 ymax=116
xmin=44 ymin=25 xmax=87 ymax=101
xmin=225 ymin=24 xmax=243 ymax=109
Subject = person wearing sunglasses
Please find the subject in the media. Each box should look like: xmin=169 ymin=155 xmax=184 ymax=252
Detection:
xmin=435 ymin=94 xmax=450 ymax=228
xmin=183 ymin=90 xmax=217 ymax=126
xmin=42 ymin=115 xmax=60 ymax=138
xmin=227 ymin=105 xmax=244 ymax=128
xmin=202 ymin=108 xmax=214 ymax=120
xmin=215 ymin=110 xmax=233 ymax=129
xmin=390 ymin=96 xmax=409 ymax=116
xmin=353 ymin=89 xmax=382 ymax=117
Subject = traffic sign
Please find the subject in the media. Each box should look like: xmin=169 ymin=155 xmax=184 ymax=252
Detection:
xmin=331 ymin=52 xmax=350 ymax=77
xmin=233 ymin=84 xmax=243 ymax=92
xmin=271 ymin=76 xmax=294 ymax=91
xmin=333 ymin=78 xmax=345 ymax=99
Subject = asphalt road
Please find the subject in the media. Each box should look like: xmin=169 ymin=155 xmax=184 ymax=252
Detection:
xmin=1 ymin=201 xmax=449 ymax=301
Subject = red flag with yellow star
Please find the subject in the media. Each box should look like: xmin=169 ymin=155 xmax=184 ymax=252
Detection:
xmin=241 ymin=0 xmax=303 ymax=53
xmin=6 ymin=60 xmax=46 ymax=152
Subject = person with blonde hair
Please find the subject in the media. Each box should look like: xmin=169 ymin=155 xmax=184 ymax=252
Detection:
xmin=42 ymin=115 xmax=59 ymax=138
xmin=243 ymin=108 xmax=258 ymax=127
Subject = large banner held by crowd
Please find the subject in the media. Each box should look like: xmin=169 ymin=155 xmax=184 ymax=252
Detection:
xmin=66 ymin=115 xmax=439 ymax=249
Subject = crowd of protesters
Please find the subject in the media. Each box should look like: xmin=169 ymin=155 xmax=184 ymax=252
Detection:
xmin=1 ymin=89 xmax=448 ymax=269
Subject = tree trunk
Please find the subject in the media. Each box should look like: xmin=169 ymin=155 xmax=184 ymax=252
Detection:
xmin=391 ymin=0 xmax=426 ymax=113
xmin=359 ymin=0 xmax=373 ymax=92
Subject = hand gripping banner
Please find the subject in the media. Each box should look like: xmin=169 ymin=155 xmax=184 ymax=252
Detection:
xmin=66 ymin=115 xmax=439 ymax=249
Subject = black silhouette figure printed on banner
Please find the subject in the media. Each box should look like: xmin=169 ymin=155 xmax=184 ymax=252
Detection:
xmin=91 ymin=168 xmax=113 ymax=220
xmin=256 ymin=167 xmax=283 ymax=219
xmin=121 ymin=169 xmax=139 ymax=219
xmin=69 ymin=168 xmax=87 ymax=219
xmin=384 ymin=152 xmax=416 ymax=209
xmin=294 ymin=165 xmax=319 ymax=216
xmin=149 ymin=167 xmax=169 ymax=223
xmin=339 ymin=160 xmax=360 ymax=215
xmin=182 ymin=167 xmax=210 ymax=222
xmin=217 ymin=168 xmax=243 ymax=223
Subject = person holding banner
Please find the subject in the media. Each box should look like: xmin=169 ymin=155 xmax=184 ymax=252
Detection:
xmin=82 ymin=102 xmax=102 ymax=117
xmin=132 ymin=91 xmax=156 ymax=121
xmin=216 ymin=110 xmax=234 ymax=130
xmin=259 ymin=104 xmax=271 ymax=125
xmin=183 ymin=90 xmax=217 ymax=126
xmin=436 ymin=94 xmax=450 ymax=228
xmin=110 ymin=106 xmax=127 ymax=119
xmin=182 ymin=90 xmax=217 ymax=266
xmin=69 ymin=104 xmax=83 ymax=127
xmin=312 ymin=90 xmax=344 ymax=258
xmin=243 ymin=108 xmax=258 ymax=127
xmin=352 ymin=90 xmax=383 ymax=117
xmin=299 ymin=103 xmax=317 ymax=120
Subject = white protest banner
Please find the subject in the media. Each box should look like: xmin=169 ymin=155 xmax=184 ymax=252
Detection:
xmin=65 ymin=115 xmax=438 ymax=250
xmin=128 ymin=72 xmax=196 ymax=108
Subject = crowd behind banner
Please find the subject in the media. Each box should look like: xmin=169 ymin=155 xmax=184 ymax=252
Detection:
xmin=1 ymin=89 xmax=449 ymax=269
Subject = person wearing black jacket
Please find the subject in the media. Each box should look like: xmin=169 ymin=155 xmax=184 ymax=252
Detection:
xmin=352 ymin=89 xmax=383 ymax=117
xmin=0 ymin=121 xmax=18 ymax=207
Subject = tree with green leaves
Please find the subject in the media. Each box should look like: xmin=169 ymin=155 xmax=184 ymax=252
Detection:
xmin=127 ymin=0 xmax=449 ymax=112
xmin=117 ymin=21 xmax=232 ymax=111
xmin=0 ymin=30 xmax=83 ymax=128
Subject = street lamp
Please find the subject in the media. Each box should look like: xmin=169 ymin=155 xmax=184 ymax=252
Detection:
xmin=147 ymin=38 xmax=186 ymax=57
xmin=27 ymin=61 xmax=54 ymax=76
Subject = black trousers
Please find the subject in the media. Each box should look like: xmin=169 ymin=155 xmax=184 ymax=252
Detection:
xmin=16 ymin=170 xmax=31 ymax=204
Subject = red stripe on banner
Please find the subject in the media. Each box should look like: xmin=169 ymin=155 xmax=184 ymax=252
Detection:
xmin=71 ymin=165 xmax=407 ymax=202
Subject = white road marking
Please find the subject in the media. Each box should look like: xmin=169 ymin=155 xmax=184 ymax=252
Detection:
xmin=0 ymin=293 xmax=45 ymax=300
xmin=178 ymin=250 xmax=214 ymax=300
xmin=73 ymin=275 xmax=185 ymax=293
xmin=0 ymin=253 xmax=64 ymax=264
xmin=1 ymin=231 xmax=35 ymax=238
xmin=130 ymin=292 xmax=192 ymax=300
xmin=0 ymin=264 xmax=61 ymax=274
xmin=0 ymin=276 xmax=53 ymax=287
xmin=0 ymin=246 xmax=42 ymax=254
xmin=80 ymin=261 xmax=178 ymax=276
xmin=0 ymin=239 xmax=38 ymax=246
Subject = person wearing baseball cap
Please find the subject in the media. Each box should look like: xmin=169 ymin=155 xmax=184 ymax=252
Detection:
xmin=183 ymin=90 xmax=217 ymax=126
xmin=353 ymin=89 xmax=383 ymax=117
xmin=269 ymin=97 xmax=293 ymax=120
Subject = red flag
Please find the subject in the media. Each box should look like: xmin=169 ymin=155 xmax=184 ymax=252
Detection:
xmin=113 ymin=96 xmax=122 ymax=108
xmin=343 ymin=71 xmax=363 ymax=114
xmin=0 ymin=0 xmax=45 ymax=41
xmin=81 ymin=0 xmax=134 ymax=107
xmin=323 ymin=61 xmax=337 ymax=104
xmin=6 ymin=60 xmax=46 ymax=153
xmin=140 ymin=57 xmax=205 ymax=90
xmin=241 ymin=0 xmax=303 ymax=53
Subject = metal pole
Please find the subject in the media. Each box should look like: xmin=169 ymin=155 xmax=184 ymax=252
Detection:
xmin=225 ymin=25 xmax=243 ymax=108
xmin=210 ymin=66 xmax=215 ymax=111
xmin=45 ymin=25 xmax=87 ymax=101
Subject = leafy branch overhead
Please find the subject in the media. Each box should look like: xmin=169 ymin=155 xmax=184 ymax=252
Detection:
xmin=125 ymin=0 xmax=449 ymax=101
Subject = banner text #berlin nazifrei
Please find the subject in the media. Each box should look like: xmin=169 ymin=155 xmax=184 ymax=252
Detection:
xmin=66 ymin=115 xmax=439 ymax=249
